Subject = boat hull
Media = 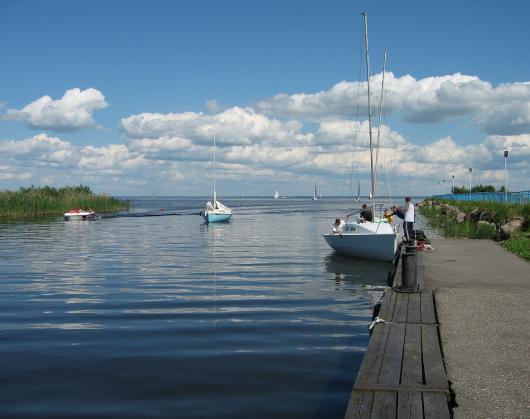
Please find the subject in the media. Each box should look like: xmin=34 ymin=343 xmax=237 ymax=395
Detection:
xmin=323 ymin=231 xmax=397 ymax=262
xmin=63 ymin=211 xmax=96 ymax=221
xmin=203 ymin=212 xmax=232 ymax=224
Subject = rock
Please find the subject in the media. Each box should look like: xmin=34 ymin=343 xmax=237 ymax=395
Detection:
xmin=465 ymin=208 xmax=482 ymax=222
xmin=500 ymin=217 xmax=523 ymax=237
xmin=479 ymin=210 xmax=497 ymax=223
xmin=456 ymin=211 xmax=466 ymax=223
xmin=441 ymin=204 xmax=459 ymax=217
xmin=477 ymin=220 xmax=494 ymax=229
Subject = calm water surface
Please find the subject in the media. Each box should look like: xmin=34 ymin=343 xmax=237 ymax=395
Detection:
xmin=0 ymin=197 xmax=434 ymax=418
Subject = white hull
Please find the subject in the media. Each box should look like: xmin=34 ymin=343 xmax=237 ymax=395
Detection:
xmin=203 ymin=200 xmax=232 ymax=224
xmin=323 ymin=221 xmax=398 ymax=262
xmin=64 ymin=209 xmax=96 ymax=221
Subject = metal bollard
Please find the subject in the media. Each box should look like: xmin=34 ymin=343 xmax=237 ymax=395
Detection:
xmin=401 ymin=252 xmax=417 ymax=290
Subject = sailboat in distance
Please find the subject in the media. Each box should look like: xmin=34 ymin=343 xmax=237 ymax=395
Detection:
xmin=312 ymin=184 xmax=320 ymax=200
xmin=202 ymin=133 xmax=232 ymax=223
xmin=273 ymin=189 xmax=280 ymax=199
xmin=323 ymin=13 xmax=399 ymax=262
xmin=354 ymin=181 xmax=361 ymax=202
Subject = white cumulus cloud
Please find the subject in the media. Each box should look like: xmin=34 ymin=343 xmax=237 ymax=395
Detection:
xmin=5 ymin=88 xmax=108 ymax=132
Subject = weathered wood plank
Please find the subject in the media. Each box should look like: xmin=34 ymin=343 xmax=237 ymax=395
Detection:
xmin=378 ymin=323 xmax=406 ymax=385
xmin=370 ymin=391 xmax=396 ymax=419
xmin=397 ymin=391 xmax=423 ymax=419
xmin=377 ymin=289 xmax=396 ymax=321
xmin=392 ymin=292 xmax=408 ymax=323
xmin=356 ymin=323 xmax=390 ymax=384
xmin=401 ymin=323 xmax=423 ymax=386
xmin=420 ymin=289 xmax=436 ymax=324
xmin=422 ymin=324 xmax=448 ymax=387
xmin=406 ymin=292 xmax=421 ymax=324
xmin=345 ymin=391 xmax=374 ymax=419
xmin=376 ymin=289 xmax=391 ymax=320
xmin=423 ymin=392 xmax=450 ymax=419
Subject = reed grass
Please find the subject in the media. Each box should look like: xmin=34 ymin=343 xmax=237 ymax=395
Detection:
xmin=0 ymin=185 xmax=129 ymax=218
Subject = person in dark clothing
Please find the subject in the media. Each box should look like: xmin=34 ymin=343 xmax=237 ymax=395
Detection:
xmin=360 ymin=204 xmax=373 ymax=222
xmin=391 ymin=205 xmax=405 ymax=220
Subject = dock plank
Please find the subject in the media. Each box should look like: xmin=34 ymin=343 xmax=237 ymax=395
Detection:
xmin=407 ymin=292 xmax=421 ymax=324
xmin=397 ymin=391 xmax=422 ymax=419
xmin=422 ymin=324 xmax=447 ymax=387
xmin=401 ymin=323 xmax=423 ymax=386
xmin=423 ymin=392 xmax=450 ymax=419
xmin=392 ymin=292 xmax=408 ymax=323
xmin=378 ymin=324 xmax=405 ymax=385
xmin=420 ymin=289 xmax=436 ymax=324
xmin=378 ymin=289 xmax=396 ymax=321
xmin=345 ymin=391 xmax=374 ymax=419
xmin=356 ymin=323 xmax=390 ymax=384
xmin=370 ymin=391 xmax=396 ymax=419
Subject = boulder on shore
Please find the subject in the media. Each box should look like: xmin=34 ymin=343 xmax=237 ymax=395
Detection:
xmin=500 ymin=217 xmax=523 ymax=238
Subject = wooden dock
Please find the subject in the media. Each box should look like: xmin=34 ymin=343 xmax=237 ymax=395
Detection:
xmin=344 ymin=253 xmax=451 ymax=418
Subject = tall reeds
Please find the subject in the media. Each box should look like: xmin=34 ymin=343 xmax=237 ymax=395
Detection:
xmin=0 ymin=185 xmax=129 ymax=218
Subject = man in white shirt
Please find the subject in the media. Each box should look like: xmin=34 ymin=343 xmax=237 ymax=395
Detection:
xmin=404 ymin=196 xmax=415 ymax=241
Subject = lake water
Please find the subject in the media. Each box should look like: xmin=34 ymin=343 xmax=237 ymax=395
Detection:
xmin=0 ymin=197 xmax=434 ymax=418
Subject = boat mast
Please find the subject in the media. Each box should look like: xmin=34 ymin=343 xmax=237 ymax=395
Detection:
xmin=362 ymin=12 xmax=376 ymax=217
xmin=213 ymin=133 xmax=217 ymax=203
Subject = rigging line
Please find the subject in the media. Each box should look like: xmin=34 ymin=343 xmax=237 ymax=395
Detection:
xmin=374 ymin=49 xmax=387 ymax=198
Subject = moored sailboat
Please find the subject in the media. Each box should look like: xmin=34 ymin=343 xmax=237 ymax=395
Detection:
xmin=323 ymin=13 xmax=400 ymax=262
xmin=202 ymin=134 xmax=232 ymax=224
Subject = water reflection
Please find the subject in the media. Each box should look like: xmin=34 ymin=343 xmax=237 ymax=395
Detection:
xmin=0 ymin=197 xmax=431 ymax=418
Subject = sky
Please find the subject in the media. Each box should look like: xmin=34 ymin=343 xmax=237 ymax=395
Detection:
xmin=1 ymin=0 xmax=529 ymax=197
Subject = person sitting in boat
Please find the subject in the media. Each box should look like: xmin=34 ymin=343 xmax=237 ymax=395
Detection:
xmin=360 ymin=204 xmax=373 ymax=222
xmin=383 ymin=209 xmax=393 ymax=223
xmin=332 ymin=218 xmax=345 ymax=234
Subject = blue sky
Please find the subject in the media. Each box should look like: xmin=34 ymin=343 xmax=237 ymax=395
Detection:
xmin=1 ymin=0 xmax=529 ymax=197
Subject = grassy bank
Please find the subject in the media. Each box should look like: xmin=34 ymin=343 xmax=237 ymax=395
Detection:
xmin=420 ymin=198 xmax=530 ymax=261
xmin=0 ymin=185 xmax=129 ymax=218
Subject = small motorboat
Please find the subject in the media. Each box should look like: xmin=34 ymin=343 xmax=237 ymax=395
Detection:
xmin=64 ymin=208 xmax=96 ymax=220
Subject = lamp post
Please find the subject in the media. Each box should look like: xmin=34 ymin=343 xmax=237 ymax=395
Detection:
xmin=452 ymin=174 xmax=455 ymax=195
xmin=468 ymin=168 xmax=472 ymax=200
xmin=504 ymin=149 xmax=509 ymax=202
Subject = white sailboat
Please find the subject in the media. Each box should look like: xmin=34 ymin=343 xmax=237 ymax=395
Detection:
xmin=312 ymin=184 xmax=319 ymax=200
xmin=273 ymin=189 xmax=280 ymax=199
xmin=354 ymin=181 xmax=361 ymax=202
xmin=202 ymin=134 xmax=232 ymax=224
xmin=323 ymin=13 xmax=399 ymax=262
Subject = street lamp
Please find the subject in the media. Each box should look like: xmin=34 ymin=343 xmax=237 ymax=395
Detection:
xmin=504 ymin=149 xmax=509 ymax=202
xmin=452 ymin=174 xmax=455 ymax=195
xmin=468 ymin=168 xmax=472 ymax=199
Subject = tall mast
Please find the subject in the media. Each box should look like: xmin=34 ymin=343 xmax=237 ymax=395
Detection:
xmin=213 ymin=132 xmax=217 ymax=202
xmin=362 ymin=12 xmax=376 ymax=216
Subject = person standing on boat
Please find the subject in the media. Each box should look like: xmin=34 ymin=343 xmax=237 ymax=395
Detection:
xmin=360 ymin=204 xmax=373 ymax=222
xmin=404 ymin=197 xmax=415 ymax=241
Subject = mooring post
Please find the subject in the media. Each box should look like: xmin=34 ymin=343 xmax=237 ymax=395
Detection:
xmin=401 ymin=241 xmax=418 ymax=290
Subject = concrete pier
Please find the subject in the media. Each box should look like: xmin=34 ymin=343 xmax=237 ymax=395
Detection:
xmin=344 ymin=237 xmax=529 ymax=418
xmin=424 ymin=239 xmax=530 ymax=418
